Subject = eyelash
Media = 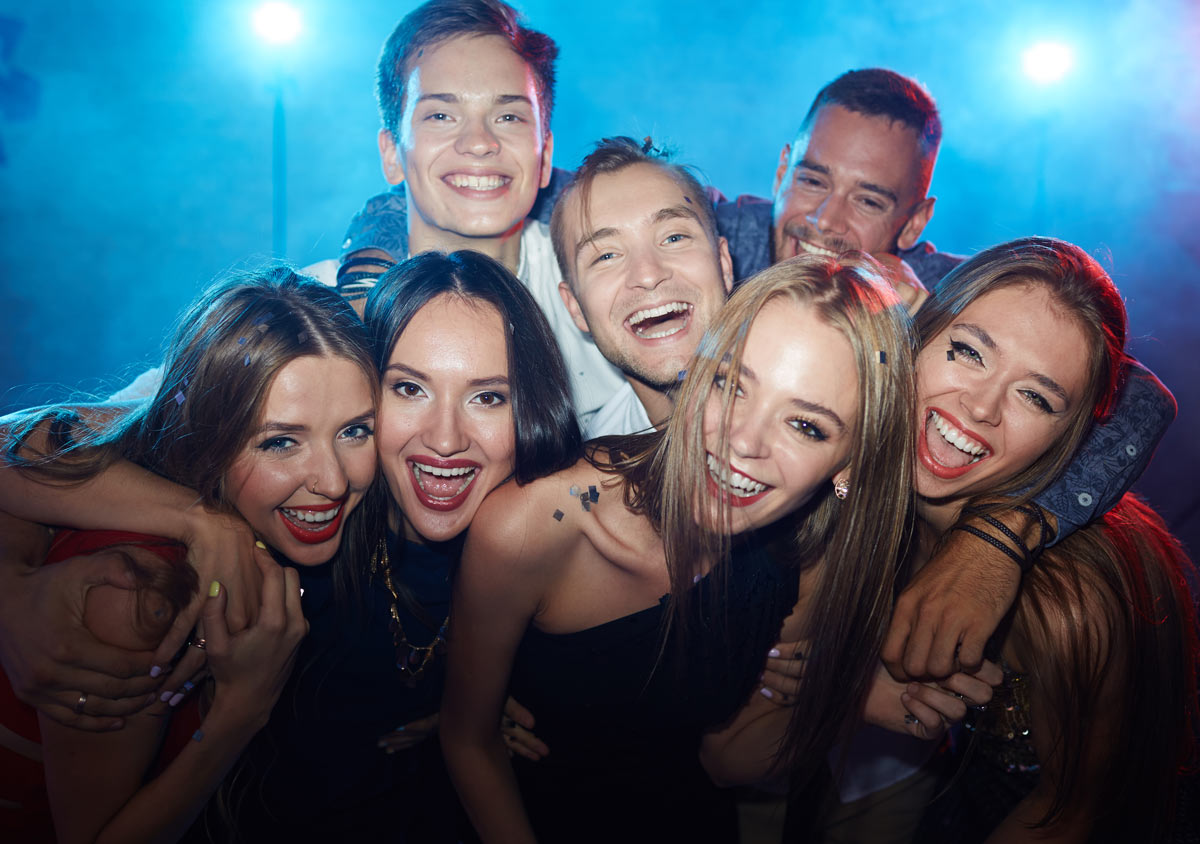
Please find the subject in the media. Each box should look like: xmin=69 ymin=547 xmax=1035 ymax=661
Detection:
xmin=392 ymin=380 xmax=425 ymax=398
xmin=948 ymin=340 xmax=1055 ymax=414
xmin=340 ymin=423 xmax=374 ymax=441
xmin=472 ymin=391 xmax=508 ymax=408
xmin=789 ymin=418 xmax=827 ymax=441
xmin=257 ymin=436 xmax=296 ymax=453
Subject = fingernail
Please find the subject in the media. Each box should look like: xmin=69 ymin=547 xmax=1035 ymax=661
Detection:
xmin=255 ymin=540 xmax=267 ymax=550
xmin=168 ymin=691 xmax=186 ymax=707
xmin=759 ymin=687 xmax=774 ymax=700
xmin=767 ymin=648 xmax=781 ymax=658
xmin=209 ymin=580 xmax=221 ymax=597
xmin=149 ymin=665 xmax=162 ymax=678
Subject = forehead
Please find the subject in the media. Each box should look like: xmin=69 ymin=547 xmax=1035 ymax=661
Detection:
xmin=569 ymin=163 xmax=707 ymax=239
xmin=796 ymin=104 xmax=925 ymax=197
xmin=266 ymin=355 xmax=371 ymax=405
xmin=743 ymin=297 xmax=858 ymax=414
xmin=390 ymin=294 xmax=509 ymax=372
xmin=403 ymin=33 xmax=540 ymax=107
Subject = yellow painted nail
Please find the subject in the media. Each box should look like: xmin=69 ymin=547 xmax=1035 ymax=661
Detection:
xmin=254 ymin=540 xmax=267 ymax=550
xmin=209 ymin=580 xmax=221 ymax=598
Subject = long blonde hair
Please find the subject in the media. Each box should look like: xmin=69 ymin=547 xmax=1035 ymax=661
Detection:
xmin=609 ymin=252 xmax=918 ymax=780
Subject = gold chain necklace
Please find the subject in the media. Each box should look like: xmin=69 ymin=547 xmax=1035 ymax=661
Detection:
xmin=370 ymin=539 xmax=449 ymax=688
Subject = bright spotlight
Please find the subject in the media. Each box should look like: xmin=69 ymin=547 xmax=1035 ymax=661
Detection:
xmin=1022 ymin=41 xmax=1074 ymax=84
xmin=253 ymin=2 xmax=302 ymax=45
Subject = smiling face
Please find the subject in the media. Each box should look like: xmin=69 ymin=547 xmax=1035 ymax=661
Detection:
xmin=376 ymin=293 xmax=516 ymax=544
xmin=558 ymin=162 xmax=733 ymax=393
xmin=225 ymin=355 xmax=377 ymax=566
xmin=701 ymin=296 xmax=857 ymax=534
xmin=380 ymin=34 xmax=553 ymax=251
xmin=771 ymin=104 xmax=933 ymax=262
xmin=915 ymin=283 xmax=1090 ymax=511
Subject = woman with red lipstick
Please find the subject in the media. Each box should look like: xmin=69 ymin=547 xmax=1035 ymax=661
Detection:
xmin=440 ymin=254 xmax=984 ymax=844
xmin=0 ymin=268 xmax=377 ymax=843
xmin=904 ymin=237 xmax=1199 ymax=843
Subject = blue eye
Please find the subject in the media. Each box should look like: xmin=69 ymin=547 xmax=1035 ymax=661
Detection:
xmin=257 ymin=436 xmax=296 ymax=453
xmin=663 ymin=233 xmax=690 ymax=245
xmin=340 ymin=423 xmax=374 ymax=441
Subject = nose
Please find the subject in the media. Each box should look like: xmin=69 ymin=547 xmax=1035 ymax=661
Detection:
xmin=961 ymin=376 xmax=1004 ymax=427
xmin=626 ymin=243 xmax=670 ymax=291
xmin=455 ymin=115 xmax=500 ymax=157
xmin=308 ymin=443 xmax=350 ymax=501
xmin=424 ymin=398 xmax=470 ymax=456
xmin=726 ymin=401 xmax=769 ymax=460
xmin=808 ymin=192 xmax=849 ymax=236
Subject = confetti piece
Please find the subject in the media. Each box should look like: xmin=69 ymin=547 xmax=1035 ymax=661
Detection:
xmin=552 ymin=509 xmax=564 ymax=521
xmin=579 ymin=493 xmax=591 ymax=512
xmin=569 ymin=485 xmax=579 ymax=497
xmin=677 ymin=370 xmax=687 ymax=381
xmin=297 ymin=331 xmax=308 ymax=344
xmin=174 ymin=391 xmax=185 ymax=406
xmin=238 ymin=336 xmax=247 ymax=345
xmin=244 ymin=354 xmax=251 ymax=366
xmin=588 ymin=485 xmax=599 ymax=502
xmin=947 ymin=350 xmax=955 ymax=361
xmin=878 ymin=350 xmax=887 ymax=364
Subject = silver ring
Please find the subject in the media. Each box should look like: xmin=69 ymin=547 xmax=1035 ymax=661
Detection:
xmin=903 ymin=713 xmax=920 ymax=726
xmin=74 ymin=692 xmax=88 ymax=714
xmin=188 ymin=637 xmax=207 ymax=650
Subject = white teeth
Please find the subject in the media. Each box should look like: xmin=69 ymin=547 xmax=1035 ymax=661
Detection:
xmin=447 ymin=173 xmax=506 ymax=190
xmin=413 ymin=463 xmax=475 ymax=478
xmin=282 ymin=505 xmax=341 ymax=524
xmin=628 ymin=302 xmax=690 ymax=339
xmin=706 ymin=453 xmax=767 ymax=497
xmin=794 ymin=240 xmax=837 ymax=258
xmin=930 ymin=411 xmax=987 ymax=459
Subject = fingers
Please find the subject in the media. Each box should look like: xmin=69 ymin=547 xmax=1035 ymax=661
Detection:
xmin=378 ymin=714 xmax=439 ymax=754
xmin=151 ymin=596 xmax=202 ymax=675
xmin=37 ymin=701 xmax=127 ymax=732
xmin=256 ymin=560 xmax=287 ymax=631
xmin=503 ymin=725 xmax=549 ymax=762
xmin=881 ymin=611 xmax=913 ymax=681
xmin=937 ymin=672 xmax=994 ymax=709
xmin=73 ymin=550 xmax=140 ymax=592
xmin=503 ymin=696 xmax=536 ymax=731
xmin=954 ymin=627 xmax=987 ymax=674
xmin=899 ymin=684 xmax=953 ymax=739
xmin=281 ymin=566 xmax=307 ymax=636
xmin=759 ymin=668 xmax=800 ymax=702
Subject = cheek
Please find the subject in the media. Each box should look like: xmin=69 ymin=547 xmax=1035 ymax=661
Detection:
xmin=480 ymin=417 xmax=517 ymax=481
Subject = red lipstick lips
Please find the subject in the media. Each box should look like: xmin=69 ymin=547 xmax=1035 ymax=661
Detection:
xmin=408 ymin=456 xmax=481 ymax=512
xmin=277 ymin=498 xmax=346 ymax=545
xmin=918 ymin=407 xmax=993 ymax=480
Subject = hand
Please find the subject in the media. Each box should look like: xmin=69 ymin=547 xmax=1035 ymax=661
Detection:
xmin=378 ymin=713 xmax=439 ymax=754
xmin=502 ymin=696 xmax=548 ymax=761
xmin=864 ymin=659 xmax=1001 ymax=740
xmin=758 ymin=638 xmax=808 ymax=706
xmin=882 ymin=526 xmax=1022 ymax=681
xmin=151 ymin=508 xmax=269 ymax=683
xmin=874 ymin=253 xmax=930 ymax=315
xmin=0 ymin=550 xmax=160 ymax=730
xmin=201 ymin=554 xmax=307 ymax=729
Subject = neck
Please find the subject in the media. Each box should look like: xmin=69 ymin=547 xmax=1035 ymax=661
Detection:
xmin=407 ymin=216 xmax=525 ymax=275
xmin=915 ymin=495 xmax=966 ymax=536
xmin=629 ymin=380 xmax=675 ymax=430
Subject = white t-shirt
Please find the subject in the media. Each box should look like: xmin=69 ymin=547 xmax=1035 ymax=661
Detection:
xmin=108 ymin=223 xmax=626 ymax=429
xmin=583 ymin=381 xmax=653 ymax=440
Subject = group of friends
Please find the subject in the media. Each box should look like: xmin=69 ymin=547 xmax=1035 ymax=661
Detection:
xmin=1 ymin=1 xmax=1198 ymax=843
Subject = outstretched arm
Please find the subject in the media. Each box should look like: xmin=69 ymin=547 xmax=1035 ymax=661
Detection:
xmin=440 ymin=483 xmax=557 ymax=844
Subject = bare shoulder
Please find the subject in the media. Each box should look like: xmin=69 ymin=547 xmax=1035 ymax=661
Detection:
xmin=465 ymin=458 xmax=607 ymax=577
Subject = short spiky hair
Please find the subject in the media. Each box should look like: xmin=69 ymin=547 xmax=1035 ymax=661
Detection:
xmin=549 ymin=136 xmax=720 ymax=287
xmin=376 ymin=0 xmax=558 ymax=138
xmin=802 ymin=68 xmax=942 ymax=190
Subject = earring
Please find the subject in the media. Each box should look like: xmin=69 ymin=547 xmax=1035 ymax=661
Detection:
xmin=834 ymin=477 xmax=849 ymax=500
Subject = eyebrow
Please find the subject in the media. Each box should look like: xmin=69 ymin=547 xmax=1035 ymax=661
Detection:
xmin=574 ymin=205 xmax=703 ymax=261
xmin=386 ymin=362 xmax=509 ymax=389
xmin=416 ymin=93 xmax=533 ymax=107
xmin=254 ymin=409 xmax=375 ymax=436
xmin=737 ymin=363 xmax=847 ymax=433
xmin=797 ymin=158 xmax=899 ymax=204
xmin=955 ymin=322 xmax=1070 ymax=405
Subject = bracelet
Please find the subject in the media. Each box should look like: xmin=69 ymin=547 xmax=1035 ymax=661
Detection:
xmin=1013 ymin=503 xmax=1054 ymax=555
xmin=952 ymin=523 xmax=1028 ymax=571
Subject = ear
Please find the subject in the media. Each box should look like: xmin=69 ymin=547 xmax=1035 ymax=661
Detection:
xmin=832 ymin=469 xmax=851 ymax=499
xmin=772 ymin=143 xmax=792 ymax=195
xmin=717 ymin=236 xmax=734 ymax=293
xmin=558 ymin=281 xmax=591 ymax=335
xmin=896 ymin=196 xmax=935 ymax=251
xmin=538 ymin=131 xmax=555 ymax=190
xmin=378 ymin=128 xmax=405 ymax=186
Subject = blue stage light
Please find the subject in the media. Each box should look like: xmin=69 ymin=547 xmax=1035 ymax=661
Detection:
xmin=1022 ymin=41 xmax=1074 ymax=84
xmin=253 ymin=2 xmax=302 ymax=45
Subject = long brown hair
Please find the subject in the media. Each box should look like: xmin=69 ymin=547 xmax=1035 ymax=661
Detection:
xmin=604 ymin=252 xmax=918 ymax=783
xmin=1012 ymin=494 xmax=1199 ymax=840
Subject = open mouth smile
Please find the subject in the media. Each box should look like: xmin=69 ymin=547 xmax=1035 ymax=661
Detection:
xmin=705 ymin=453 xmax=771 ymax=507
xmin=408 ymin=457 xmax=481 ymax=512
xmin=278 ymin=498 xmax=347 ymax=545
xmin=443 ymin=172 xmax=511 ymax=195
xmin=626 ymin=301 xmax=693 ymax=340
xmin=918 ymin=409 xmax=993 ymax=480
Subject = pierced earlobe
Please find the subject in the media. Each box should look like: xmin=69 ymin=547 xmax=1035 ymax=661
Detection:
xmin=834 ymin=476 xmax=850 ymax=500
